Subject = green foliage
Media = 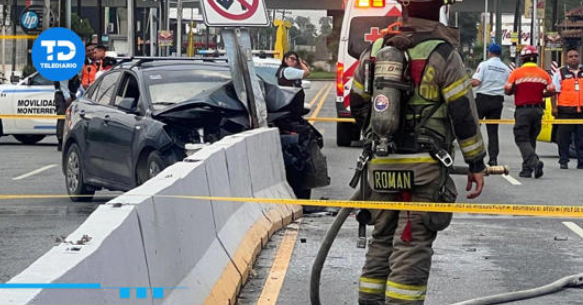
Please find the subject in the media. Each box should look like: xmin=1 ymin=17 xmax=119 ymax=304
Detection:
xmin=71 ymin=13 xmax=94 ymax=42
xmin=296 ymin=49 xmax=315 ymax=65
xmin=458 ymin=12 xmax=481 ymax=48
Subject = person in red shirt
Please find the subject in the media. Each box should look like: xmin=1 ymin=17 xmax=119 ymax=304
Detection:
xmin=505 ymin=46 xmax=556 ymax=178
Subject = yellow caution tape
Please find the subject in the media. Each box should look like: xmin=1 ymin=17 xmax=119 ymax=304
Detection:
xmin=0 ymin=114 xmax=65 ymax=120
xmin=1 ymin=194 xmax=582 ymax=218
xmin=308 ymin=117 xmax=583 ymax=125
xmin=0 ymin=35 xmax=38 ymax=39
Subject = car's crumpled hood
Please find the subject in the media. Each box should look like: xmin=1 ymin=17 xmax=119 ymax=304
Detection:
xmin=152 ymin=79 xmax=304 ymax=122
xmin=152 ymin=81 xmax=247 ymax=120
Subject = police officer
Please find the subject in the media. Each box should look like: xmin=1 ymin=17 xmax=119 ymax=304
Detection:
xmin=551 ymin=47 xmax=583 ymax=169
xmin=349 ymin=1 xmax=486 ymax=304
xmin=471 ymin=43 xmax=511 ymax=166
xmin=54 ymin=76 xmax=80 ymax=151
xmin=505 ymin=46 xmax=555 ymax=178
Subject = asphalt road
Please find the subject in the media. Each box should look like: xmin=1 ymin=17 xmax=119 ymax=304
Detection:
xmin=0 ymin=136 xmax=111 ymax=283
xmin=239 ymin=81 xmax=583 ymax=305
xmin=2 ymin=81 xmax=583 ymax=305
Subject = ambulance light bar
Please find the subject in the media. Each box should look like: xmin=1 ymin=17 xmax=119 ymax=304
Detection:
xmin=357 ymin=0 xmax=385 ymax=8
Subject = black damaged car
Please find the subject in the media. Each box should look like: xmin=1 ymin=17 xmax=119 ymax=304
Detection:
xmin=63 ymin=59 xmax=329 ymax=201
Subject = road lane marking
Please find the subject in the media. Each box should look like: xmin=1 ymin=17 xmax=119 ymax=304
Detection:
xmin=502 ymin=174 xmax=522 ymax=185
xmin=256 ymin=222 xmax=301 ymax=305
xmin=309 ymin=84 xmax=333 ymax=123
xmin=308 ymin=83 xmax=331 ymax=108
xmin=13 ymin=164 xmax=58 ymax=180
xmin=563 ymin=222 xmax=583 ymax=239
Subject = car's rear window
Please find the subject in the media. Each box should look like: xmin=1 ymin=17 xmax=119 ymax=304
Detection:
xmin=348 ymin=16 xmax=398 ymax=59
xmin=144 ymin=69 xmax=230 ymax=109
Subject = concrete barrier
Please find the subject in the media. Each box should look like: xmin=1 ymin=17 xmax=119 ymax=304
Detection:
xmin=1 ymin=127 xmax=301 ymax=305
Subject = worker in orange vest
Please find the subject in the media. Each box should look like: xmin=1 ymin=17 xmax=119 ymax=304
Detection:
xmin=81 ymin=43 xmax=97 ymax=89
xmin=551 ymin=47 xmax=583 ymax=169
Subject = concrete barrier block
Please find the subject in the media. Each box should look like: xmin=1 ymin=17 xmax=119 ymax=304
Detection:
xmin=1 ymin=205 xmax=151 ymax=305
xmin=133 ymin=161 xmax=233 ymax=305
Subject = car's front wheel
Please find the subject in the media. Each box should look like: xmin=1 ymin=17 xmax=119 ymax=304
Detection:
xmin=137 ymin=151 xmax=165 ymax=185
xmin=65 ymin=143 xmax=95 ymax=202
xmin=14 ymin=135 xmax=45 ymax=144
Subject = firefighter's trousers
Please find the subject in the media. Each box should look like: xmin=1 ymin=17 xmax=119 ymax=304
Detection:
xmin=356 ymin=178 xmax=456 ymax=305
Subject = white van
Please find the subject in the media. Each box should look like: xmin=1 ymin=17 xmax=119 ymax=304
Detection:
xmin=336 ymin=0 xmax=401 ymax=146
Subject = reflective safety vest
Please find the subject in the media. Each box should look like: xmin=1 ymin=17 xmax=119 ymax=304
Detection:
xmin=81 ymin=63 xmax=97 ymax=89
xmin=558 ymin=67 xmax=583 ymax=111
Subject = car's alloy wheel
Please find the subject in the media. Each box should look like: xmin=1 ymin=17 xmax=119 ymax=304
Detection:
xmin=67 ymin=151 xmax=80 ymax=193
xmin=65 ymin=143 xmax=95 ymax=202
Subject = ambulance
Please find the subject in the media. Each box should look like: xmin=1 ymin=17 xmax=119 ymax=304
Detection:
xmin=0 ymin=72 xmax=56 ymax=144
xmin=336 ymin=0 xmax=401 ymax=146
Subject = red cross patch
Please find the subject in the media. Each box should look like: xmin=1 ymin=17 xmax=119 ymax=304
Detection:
xmin=364 ymin=27 xmax=383 ymax=43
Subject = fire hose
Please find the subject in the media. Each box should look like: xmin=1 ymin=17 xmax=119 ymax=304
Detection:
xmin=310 ymin=166 xmax=560 ymax=305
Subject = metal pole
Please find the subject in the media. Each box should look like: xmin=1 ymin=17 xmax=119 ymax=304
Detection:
xmin=66 ymin=0 xmax=71 ymax=28
xmin=483 ymin=0 xmax=488 ymax=61
xmin=2 ymin=2 xmax=6 ymax=78
xmin=495 ymin=0 xmax=502 ymax=45
xmin=177 ymin=0 xmax=182 ymax=57
xmin=164 ymin=0 xmax=170 ymax=56
xmin=77 ymin=0 xmax=81 ymax=17
xmin=42 ymin=0 xmax=50 ymax=30
xmin=531 ymin=0 xmax=537 ymax=46
xmin=97 ymin=0 xmax=103 ymax=44
xmin=11 ymin=0 xmax=16 ymax=74
xmin=128 ymin=0 xmax=135 ymax=57
xmin=150 ymin=7 xmax=155 ymax=56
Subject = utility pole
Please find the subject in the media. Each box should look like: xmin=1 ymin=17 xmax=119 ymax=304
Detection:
xmin=77 ymin=0 xmax=81 ymax=17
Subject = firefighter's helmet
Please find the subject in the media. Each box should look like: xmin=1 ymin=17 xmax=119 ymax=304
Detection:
xmin=520 ymin=45 xmax=539 ymax=58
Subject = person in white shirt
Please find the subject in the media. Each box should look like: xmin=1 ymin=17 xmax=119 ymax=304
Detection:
xmin=276 ymin=51 xmax=310 ymax=88
xmin=471 ymin=43 xmax=511 ymax=166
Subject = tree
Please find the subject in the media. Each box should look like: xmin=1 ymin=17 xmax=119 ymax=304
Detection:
xmin=319 ymin=17 xmax=332 ymax=35
xmin=71 ymin=13 xmax=94 ymax=43
xmin=459 ymin=12 xmax=481 ymax=48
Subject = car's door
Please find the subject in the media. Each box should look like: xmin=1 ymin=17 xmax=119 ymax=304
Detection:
xmin=102 ymin=72 xmax=143 ymax=185
xmin=5 ymin=73 xmax=55 ymax=134
xmin=83 ymin=71 xmax=122 ymax=183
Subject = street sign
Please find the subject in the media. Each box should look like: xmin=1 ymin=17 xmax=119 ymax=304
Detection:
xmin=20 ymin=5 xmax=54 ymax=34
xmin=201 ymin=0 xmax=270 ymax=27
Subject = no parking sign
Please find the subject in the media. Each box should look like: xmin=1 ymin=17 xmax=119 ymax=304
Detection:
xmin=201 ymin=0 xmax=270 ymax=27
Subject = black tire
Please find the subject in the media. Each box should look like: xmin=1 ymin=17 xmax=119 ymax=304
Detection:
xmin=336 ymin=122 xmax=359 ymax=147
xmin=137 ymin=151 xmax=165 ymax=185
xmin=65 ymin=143 xmax=95 ymax=202
xmin=14 ymin=135 xmax=45 ymax=145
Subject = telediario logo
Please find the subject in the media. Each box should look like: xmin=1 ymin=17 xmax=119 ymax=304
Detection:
xmin=32 ymin=27 xmax=85 ymax=81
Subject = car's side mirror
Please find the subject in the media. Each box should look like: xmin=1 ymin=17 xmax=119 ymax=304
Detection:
xmin=118 ymin=97 xmax=138 ymax=113
xmin=26 ymin=78 xmax=33 ymax=86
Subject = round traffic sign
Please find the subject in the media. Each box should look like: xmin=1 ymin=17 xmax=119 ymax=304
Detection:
xmin=207 ymin=0 xmax=259 ymax=21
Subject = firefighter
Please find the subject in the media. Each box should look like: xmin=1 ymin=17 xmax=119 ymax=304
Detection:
xmin=349 ymin=1 xmax=486 ymax=304
xmin=504 ymin=46 xmax=555 ymax=178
